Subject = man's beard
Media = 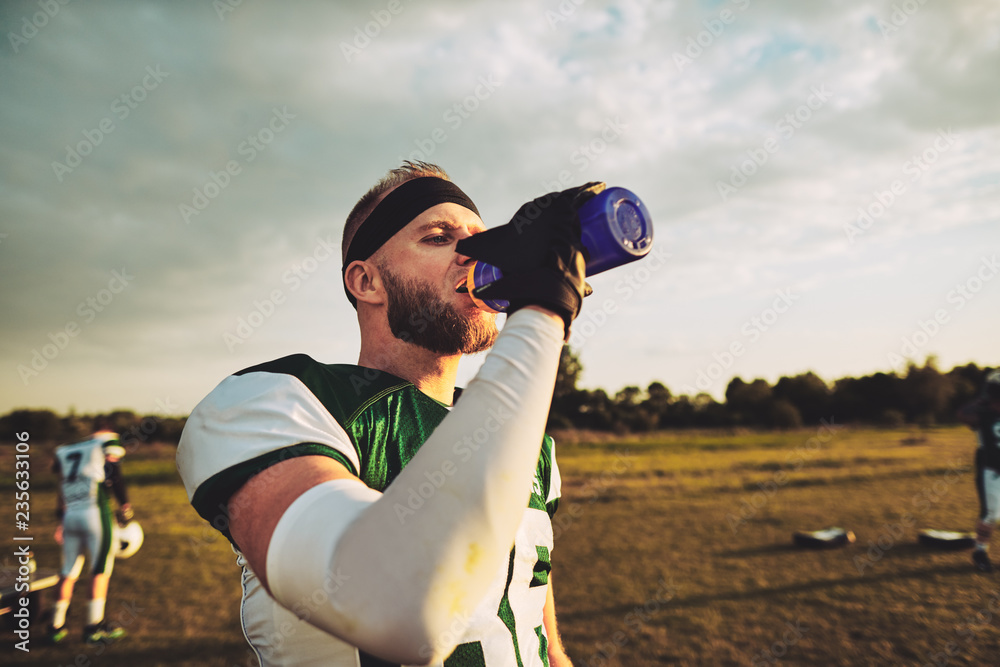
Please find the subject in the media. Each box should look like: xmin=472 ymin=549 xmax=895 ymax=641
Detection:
xmin=379 ymin=264 xmax=498 ymax=355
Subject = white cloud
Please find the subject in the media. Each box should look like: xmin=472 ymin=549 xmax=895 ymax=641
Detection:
xmin=0 ymin=0 xmax=997 ymax=412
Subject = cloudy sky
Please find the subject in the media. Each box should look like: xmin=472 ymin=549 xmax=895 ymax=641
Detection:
xmin=1 ymin=0 xmax=998 ymax=416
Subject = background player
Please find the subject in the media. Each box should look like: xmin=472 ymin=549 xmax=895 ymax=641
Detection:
xmin=959 ymin=370 xmax=1000 ymax=572
xmin=177 ymin=161 xmax=591 ymax=665
xmin=48 ymin=424 xmax=133 ymax=643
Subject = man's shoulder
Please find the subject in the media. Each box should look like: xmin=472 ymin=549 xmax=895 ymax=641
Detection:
xmin=235 ymin=352 xmax=323 ymax=375
xmin=179 ymin=355 xmax=389 ymax=507
xmin=214 ymin=354 xmax=413 ymax=426
xmin=235 ymin=354 xmax=402 ymax=388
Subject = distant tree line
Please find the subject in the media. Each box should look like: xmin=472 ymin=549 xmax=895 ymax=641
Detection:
xmin=0 ymin=353 xmax=992 ymax=444
xmin=548 ymin=347 xmax=993 ymax=433
xmin=0 ymin=409 xmax=187 ymax=446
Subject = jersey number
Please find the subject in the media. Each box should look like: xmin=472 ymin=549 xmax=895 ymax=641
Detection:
xmin=65 ymin=451 xmax=83 ymax=481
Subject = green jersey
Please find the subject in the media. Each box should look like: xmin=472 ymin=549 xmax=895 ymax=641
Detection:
xmin=177 ymin=354 xmax=561 ymax=667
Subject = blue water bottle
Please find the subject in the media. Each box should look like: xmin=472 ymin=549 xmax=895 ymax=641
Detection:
xmin=465 ymin=187 xmax=654 ymax=313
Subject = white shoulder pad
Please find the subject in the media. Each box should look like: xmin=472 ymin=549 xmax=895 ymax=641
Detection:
xmin=176 ymin=371 xmax=359 ymax=501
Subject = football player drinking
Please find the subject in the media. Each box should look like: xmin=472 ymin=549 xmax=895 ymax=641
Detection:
xmin=178 ymin=161 xmax=597 ymax=665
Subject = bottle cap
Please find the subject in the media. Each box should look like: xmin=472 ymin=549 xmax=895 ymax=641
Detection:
xmin=578 ymin=187 xmax=653 ymax=276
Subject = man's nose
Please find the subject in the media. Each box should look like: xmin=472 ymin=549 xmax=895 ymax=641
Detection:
xmin=455 ymin=230 xmax=481 ymax=266
xmin=456 ymin=247 xmax=476 ymax=266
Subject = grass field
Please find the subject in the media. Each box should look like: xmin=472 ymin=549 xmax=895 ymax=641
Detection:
xmin=3 ymin=426 xmax=999 ymax=666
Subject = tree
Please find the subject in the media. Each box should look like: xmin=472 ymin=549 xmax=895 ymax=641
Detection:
xmin=901 ymin=357 xmax=953 ymax=425
xmin=0 ymin=409 xmax=63 ymax=442
xmin=765 ymin=399 xmax=803 ymax=429
xmin=692 ymin=393 xmax=731 ymax=427
xmin=641 ymin=381 xmax=672 ymax=429
xmin=553 ymin=345 xmax=583 ymax=401
xmin=548 ymin=345 xmax=586 ymax=430
xmin=614 ymin=386 xmax=655 ymax=431
xmin=831 ymin=372 xmax=904 ymax=424
xmin=725 ymin=377 xmax=774 ymax=426
xmin=947 ymin=363 xmax=986 ymax=422
xmin=577 ymin=388 xmax=616 ymax=431
xmin=773 ymin=372 xmax=830 ymax=424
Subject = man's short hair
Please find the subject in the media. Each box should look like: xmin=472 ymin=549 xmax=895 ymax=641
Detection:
xmin=342 ymin=160 xmax=451 ymax=263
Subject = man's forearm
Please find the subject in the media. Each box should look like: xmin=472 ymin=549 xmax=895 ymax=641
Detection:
xmin=267 ymin=308 xmax=564 ymax=663
xmin=105 ymin=461 xmax=130 ymax=506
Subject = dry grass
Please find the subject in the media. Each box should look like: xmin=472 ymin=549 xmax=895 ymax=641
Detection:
xmin=552 ymin=425 xmax=998 ymax=666
xmin=2 ymin=426 xmax=996 ymax=665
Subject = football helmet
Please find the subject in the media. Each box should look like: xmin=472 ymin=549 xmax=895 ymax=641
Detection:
xmin=115 ymin=520 xmax=144 ymax=559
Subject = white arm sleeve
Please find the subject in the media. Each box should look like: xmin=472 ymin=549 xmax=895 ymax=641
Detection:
xmin=266 ymin=308 xmax=563 ymax=664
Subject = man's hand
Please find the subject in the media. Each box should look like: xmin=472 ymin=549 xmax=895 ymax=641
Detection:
xmin=457 ymin=183 xmax=603 ymax=336
xmin=116 ymin=504 xmax=134 ymax=526
xmin=54 ymin=524 xmax=63 ymax=545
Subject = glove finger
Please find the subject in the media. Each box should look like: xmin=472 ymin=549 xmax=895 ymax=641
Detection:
xmin=473 ymin=270 xmax=577 ymax=306
xmin=511 ymin=184 xmax=600 ymax=240
xmin=456 ymin=227 xmax=518 ymax=268
xmin=476 ymin=270 xmax=583 ymax=333
xmin=470 ymin=273 xmax=518 ymax=301
xmin=561 ymin=182 xmax=606 ymax=210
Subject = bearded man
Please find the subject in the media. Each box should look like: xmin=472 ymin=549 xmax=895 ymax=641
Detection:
xmin=177 ymin=161 xmax=595 ymax=666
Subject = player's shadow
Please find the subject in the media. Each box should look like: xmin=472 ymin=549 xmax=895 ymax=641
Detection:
xmin=720 ymin=541 xmax=971 ymax=560
xmin=560 ymin=561 xmax=976 ymax=621
xmin=717 ymin=543 xmax=810 ymax=557
xmin=872 ymin=542 xmax=975 ymax=559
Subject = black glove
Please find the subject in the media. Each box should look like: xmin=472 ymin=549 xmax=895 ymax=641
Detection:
xmin=456 ymin=183 xmax=604 ymax=336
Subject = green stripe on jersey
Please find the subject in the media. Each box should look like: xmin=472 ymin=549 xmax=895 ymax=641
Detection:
xmin=534 ymin=625 xmax=549 ymax=667
xmin=497 ymin=549 xmax=526 ymax=667
xmin=191 ymin=442 xmax=356 ymax=540
xmin=446 ymin=641 xmax=487 ymax=665
xmin=531 ymin=546 xmax=551 ymax=588
xmin=94 ymin=485 xmax=115 ymax=575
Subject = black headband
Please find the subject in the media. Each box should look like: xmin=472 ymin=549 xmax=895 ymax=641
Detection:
xmin=342 ymin=177 xmax=480 ymax=307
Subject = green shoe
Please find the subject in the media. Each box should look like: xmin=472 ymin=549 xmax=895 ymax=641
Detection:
xmin=46 ymin=625 xmax=68 ymax=644
xmin=83 ymin=621 xmax=126 ymax=644
xmin=973 ymin=548 xmax=993 ymax=573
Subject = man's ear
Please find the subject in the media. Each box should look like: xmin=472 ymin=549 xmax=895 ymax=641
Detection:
xmin=344 ymin=260 xmax=384 ymax=306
